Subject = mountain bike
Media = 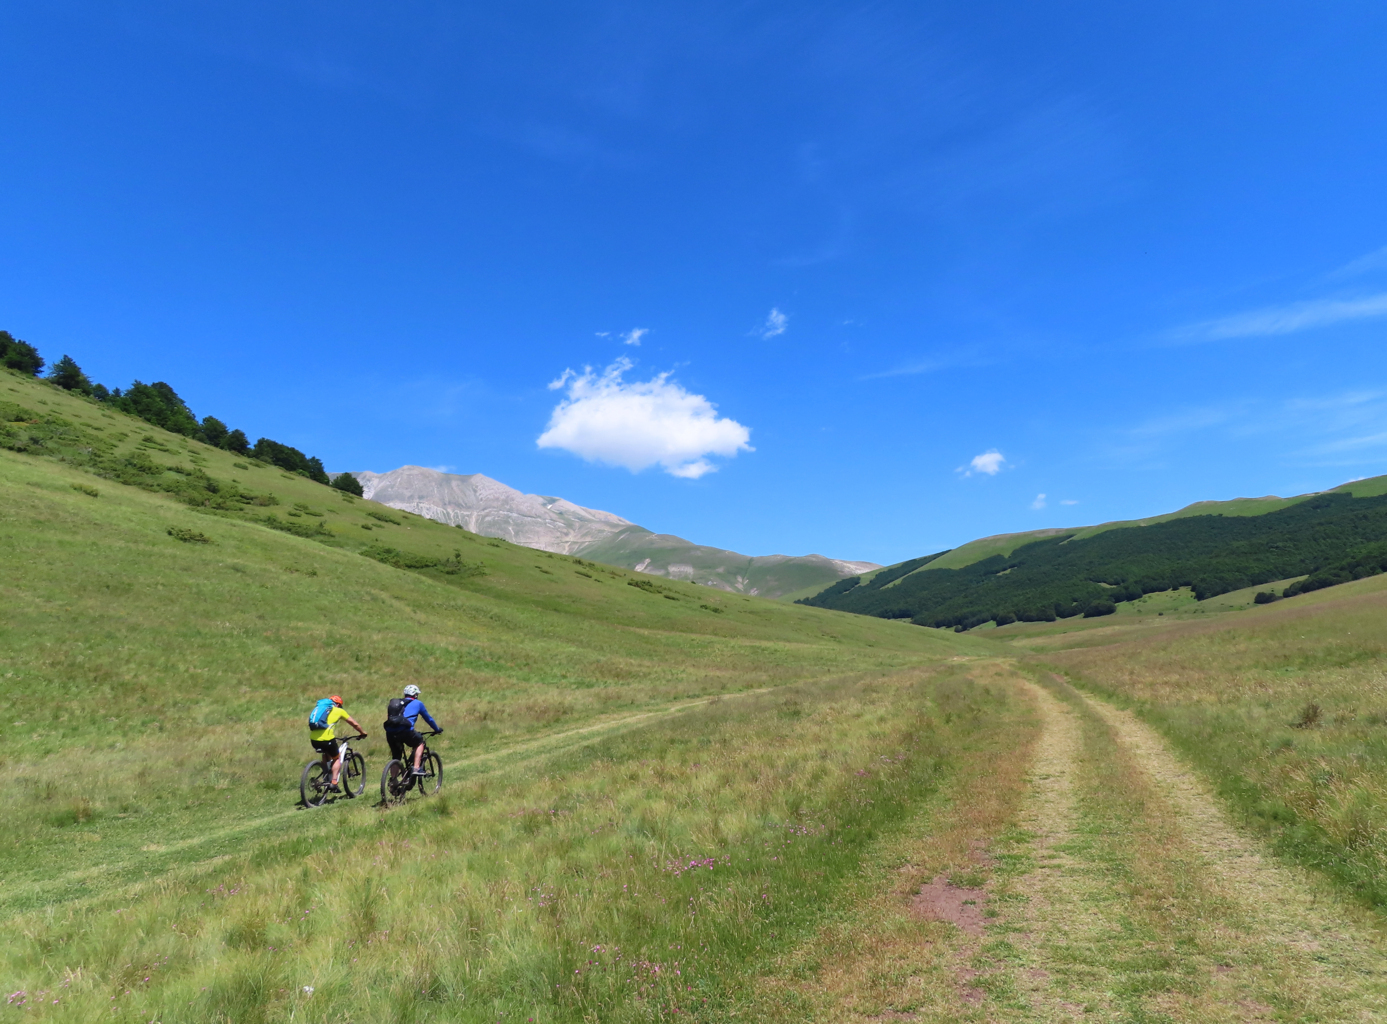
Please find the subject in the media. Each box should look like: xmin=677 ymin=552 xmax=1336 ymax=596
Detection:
xmin=380 ymin=732 xmax=442 ymax=805
xmin=300 ymin=735 xmax=367 ymax=808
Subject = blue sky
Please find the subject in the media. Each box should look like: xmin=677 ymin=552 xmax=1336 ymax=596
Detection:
xmin=3 ymin=2 xmax=1387 ymax=565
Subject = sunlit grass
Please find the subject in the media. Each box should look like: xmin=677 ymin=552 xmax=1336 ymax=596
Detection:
xmin=3 ymin=666 xmax=1011 ymax=1023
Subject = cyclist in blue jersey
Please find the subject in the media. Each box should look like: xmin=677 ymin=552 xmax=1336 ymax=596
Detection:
xmin=383 ymin=684 xmax=442 ymax=775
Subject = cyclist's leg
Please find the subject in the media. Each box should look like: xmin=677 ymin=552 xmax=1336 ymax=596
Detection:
xmin=412 ymin=731 xmax=425 ymax=771
xmin=331 ymin=740 xmax=345 ymax=784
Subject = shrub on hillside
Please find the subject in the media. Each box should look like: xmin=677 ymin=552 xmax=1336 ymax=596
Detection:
xmin=1254 ymin=591 xmax=1281 ymax=604
xmin=1083 ymin=600 xmax=1116 ymax=618
xmin=361 ymin=544 xmax=486 ymax=577
xmin=167 ymin=527 xmax=211 ymax=544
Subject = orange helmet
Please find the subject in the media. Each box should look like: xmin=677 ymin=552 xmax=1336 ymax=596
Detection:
xmin=330 ymin=695 xmax=344 ymax=706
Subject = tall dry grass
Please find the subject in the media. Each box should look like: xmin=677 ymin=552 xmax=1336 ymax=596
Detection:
xmin=3 ymin=664 xmax=1011 ymax=1023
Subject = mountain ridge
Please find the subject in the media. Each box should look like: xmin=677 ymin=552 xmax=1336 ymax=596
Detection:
xmin=353 ymin=465 xmax=877 ymax=598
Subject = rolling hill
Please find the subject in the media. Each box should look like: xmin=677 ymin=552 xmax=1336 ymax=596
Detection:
xmin=354 ymin=464 xmax=878 ymax=598
xmin=801 ymin=475 xmax=1387 ymax=629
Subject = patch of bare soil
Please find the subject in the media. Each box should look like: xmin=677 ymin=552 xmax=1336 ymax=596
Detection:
xmin=911 ymin=875 xmax=988 ymax=935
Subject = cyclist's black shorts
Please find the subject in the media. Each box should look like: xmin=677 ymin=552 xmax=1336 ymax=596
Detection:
xmin=311 ymin=737 xmax=343 ymax=756
xmin=386 ymin=729 xmax=424 ymax=760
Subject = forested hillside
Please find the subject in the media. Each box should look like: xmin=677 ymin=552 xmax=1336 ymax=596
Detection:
xmin=801 ymin=489 xmax=1387 ymax=629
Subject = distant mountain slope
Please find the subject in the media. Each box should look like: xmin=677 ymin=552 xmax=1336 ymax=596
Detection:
xmin=855 ymin=476 xmax=1387 ymax=588
xmin=802 ymin=475 xmax=1387 ymax=629
xmin=355 ymin=466 xmax=877 ymax=599
xmin=355 ymin=466 xmax=633 ymax=553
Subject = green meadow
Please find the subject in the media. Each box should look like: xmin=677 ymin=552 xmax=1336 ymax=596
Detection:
xmin=5 ymin=367 xmax=1387 ymax=1022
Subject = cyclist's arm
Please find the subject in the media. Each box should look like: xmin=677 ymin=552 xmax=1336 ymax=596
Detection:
xmin=342 ymin=713 xmax=368 ymax=736
xmin=419 ymin=705 xmax=441 ymax=732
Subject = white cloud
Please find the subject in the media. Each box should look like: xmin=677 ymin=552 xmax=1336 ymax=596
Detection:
xmin=621 ymin=327 xmax=648 ymax=347
xmin=1031 ymin=493 xmax=1047 ymax=510
xmin=958 ymin=449 xmax=1006 ymax=476
xmin=1174 ymin=292 xmax=1387 ymax=341
xmin=758 ymin=308 xmax=788 ymax=338
xmin=537 ymin=358 xmax=753 ymax=479
xmin=1060 ymin=499 xmax=1079 ymax=506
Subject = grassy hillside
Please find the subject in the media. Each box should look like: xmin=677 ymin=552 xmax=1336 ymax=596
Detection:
xmin=803 ymin=486 xmax=1387 ymax=629
xmin=0 ymin=366 xmax=1011 ymax=1022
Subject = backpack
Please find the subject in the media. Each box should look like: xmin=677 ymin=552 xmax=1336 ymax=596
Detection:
xmin=385 ymin=696 xmax=412 ymax=731
xmin=308 ymin=698 xmax=336 ymax=730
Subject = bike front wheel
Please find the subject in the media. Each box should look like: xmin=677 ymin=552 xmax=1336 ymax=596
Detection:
xmin=341 ymin=752 xmax=366 ymax=798
xmin=381 ymin=760 xmax=409 ymax=806
xmin=419 ymin=752 xmax=443 ymax=796
xmin=301 ymin=760 xmax=331 ymax=808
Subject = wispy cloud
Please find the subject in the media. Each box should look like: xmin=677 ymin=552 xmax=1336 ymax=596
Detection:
xmin=621 ymin=327 xmax=648 ymax=347
xmin=756 ymin=308 xmax=788 ymax=339
xmin=1030 ymin=493 xmax=1046 ymax=510
xmin=1127 ymin=402 xmax=1249 ymax=439
xmin=1103 ymin=389 xmax=1387 ymax=472
xmin=1326 ymin=245 xmax=1387 ymax=280
xmin=1173 ymin=292 xmax=1387 ymax=341
xmin=538 ymin=358 xmax=752 ymax=479
xmin=859 ymin=346 xmax=996 ymax=381
xmin=1060 ymin=499 xmax=1079 ymax=506
xmin=958 ymin=450 xmax=1006 ymax=477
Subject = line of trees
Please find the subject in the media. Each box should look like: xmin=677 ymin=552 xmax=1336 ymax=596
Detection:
xmin=3 ymin=329 xmax=360 ymax=493
xmin=800 ymin=491 xmax=1387 ymax=629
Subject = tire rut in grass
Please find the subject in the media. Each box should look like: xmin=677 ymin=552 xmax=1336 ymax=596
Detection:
xmin=1075 ymin=690 xmax=1387 ymax=1020
xmin=1 ymin=688 xmax=772 ymax=917
xmin=982 ymin=677 xmax=1116 ymax=1022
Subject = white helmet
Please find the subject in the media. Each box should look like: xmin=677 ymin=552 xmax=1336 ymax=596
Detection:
xmin=402 ymin=685 xmax=420 ymax=698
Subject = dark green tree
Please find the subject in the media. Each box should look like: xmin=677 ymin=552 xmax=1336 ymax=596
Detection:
xmin=223 ymin=428 xmax=250 ymax=455
xmin=331 ymin=472 xmax=364 ymax=496
xmin=252 ymin=437 xmax=330 ymax=484
xmin=199 ymin=416 xmax=229 ymax=448
xmin=91 ymin=383 xmax=111 ymax=401
xmin=0 ymin=330 xmax=44 ymax=376
xmin=48 ymin=355 xmax=94 ymax=394
xmin=111 ymin=381 xmax=200 ymax=435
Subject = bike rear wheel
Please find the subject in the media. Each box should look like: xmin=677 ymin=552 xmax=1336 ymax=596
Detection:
xmin=341 ymin=752 xmax=366 ymax=798
xmin=301 ymin=760 xmax=331 ymax=808
xmin=419 ymin=752 xmax=443 ymax=795
xmin=381 ymin=759 xmax=410 ymax=805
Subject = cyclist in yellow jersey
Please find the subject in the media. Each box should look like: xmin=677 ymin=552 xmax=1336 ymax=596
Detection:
xmin=308 ymin=695 xmax=368 ymax=791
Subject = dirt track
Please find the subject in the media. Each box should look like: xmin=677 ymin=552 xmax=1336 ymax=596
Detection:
xmin=986 ymin=673 xmax=1387 ymax=1023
